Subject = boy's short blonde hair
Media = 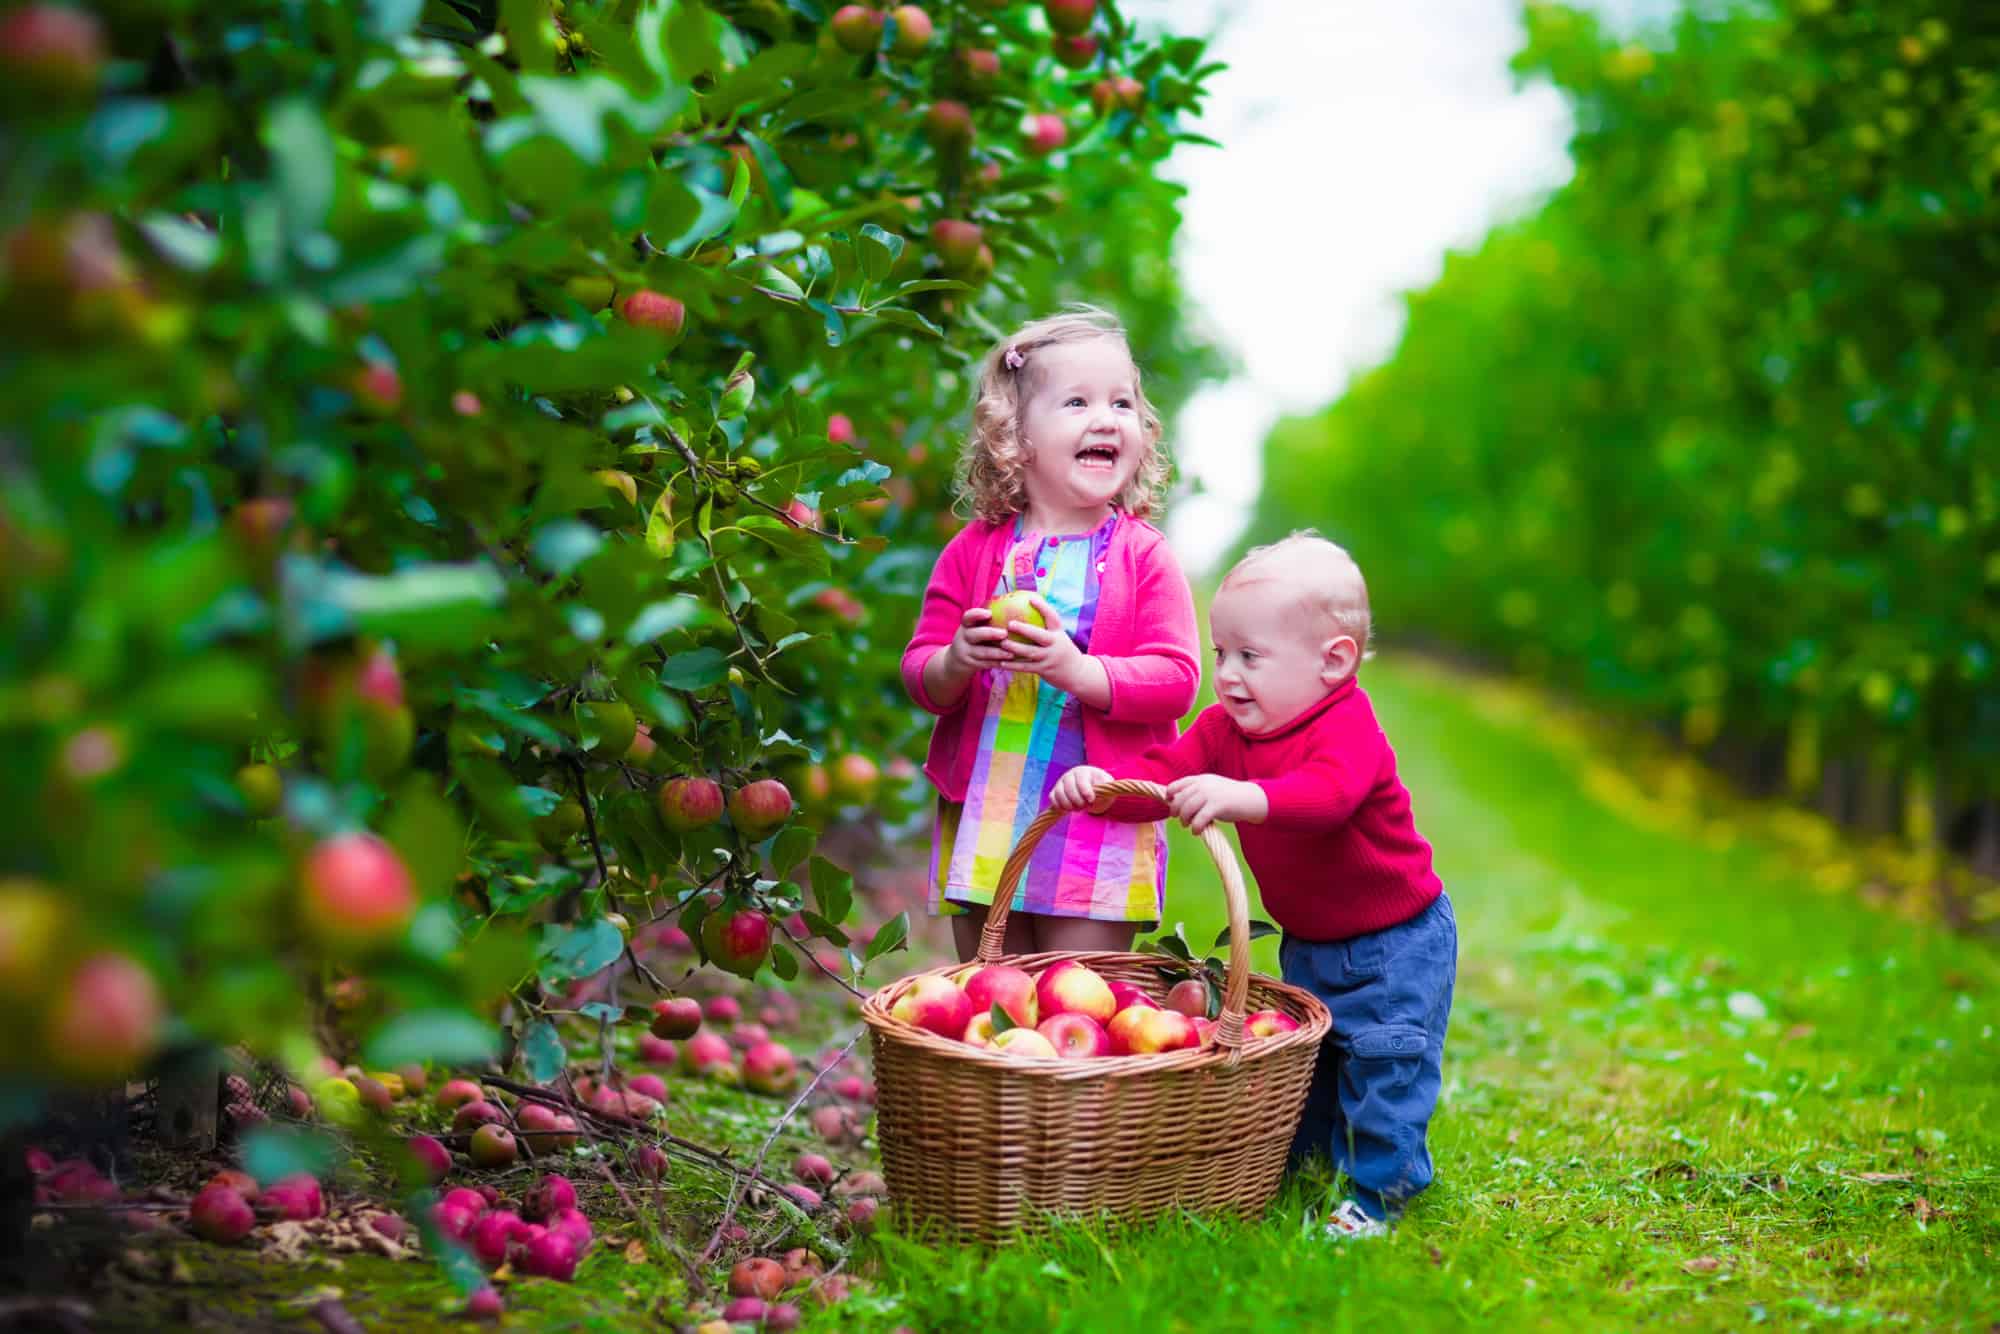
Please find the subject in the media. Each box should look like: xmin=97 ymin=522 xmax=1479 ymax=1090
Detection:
xmin=955 ymin=305 xmax=1169 ymax=524
xmin=1222 ymin=530 xmax=1374 ymax=659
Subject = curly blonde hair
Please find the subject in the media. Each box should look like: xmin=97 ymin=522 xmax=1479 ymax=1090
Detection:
xmin=954 ymin=305 xmax=1169 ymax=524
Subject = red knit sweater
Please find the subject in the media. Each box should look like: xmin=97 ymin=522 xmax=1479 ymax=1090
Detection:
xmin=1111 ymin=677 xmax=1442 ymax=942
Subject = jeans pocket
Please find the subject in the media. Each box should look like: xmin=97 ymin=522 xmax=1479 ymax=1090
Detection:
xmin=1346 ymin=1024 xmax=1430 ymax=1092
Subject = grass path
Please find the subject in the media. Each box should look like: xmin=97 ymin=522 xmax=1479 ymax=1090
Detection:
xmin=857 ymin=656 xmax=1999 ymax=1332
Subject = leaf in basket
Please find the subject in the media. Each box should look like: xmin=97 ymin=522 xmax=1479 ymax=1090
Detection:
xmin=808 ymin=856 xmax=854 ymax=928
xmin=1213 ymin=919 xmax=1281 ymax=949
xmin=862 ymin=911 xmax=908 ymax=963
xmin=989 ymin=1002 xmax=1018 ymax=1034
xmin=1147 ymin=931 xmax=1193 ymax=962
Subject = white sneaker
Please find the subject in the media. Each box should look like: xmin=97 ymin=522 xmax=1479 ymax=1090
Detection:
xmin=1318 ymin=1198 xmax=1390 ymax=1241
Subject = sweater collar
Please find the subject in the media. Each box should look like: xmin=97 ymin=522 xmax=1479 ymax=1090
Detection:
xmin=1234 ymin=675 xmax=1357 ymax=743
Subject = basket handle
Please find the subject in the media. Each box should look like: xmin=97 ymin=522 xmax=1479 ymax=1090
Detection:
xmin=978 ymin=778 xmax=1255 ymax=1053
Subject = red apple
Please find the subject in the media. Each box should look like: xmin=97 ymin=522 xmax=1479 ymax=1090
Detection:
xmin=0 ymin=5 xmax=104 ymax=102
xmin=206 ymin=1169 xmax=259 ymax=1202
xmin=406 ymin=1134 xmax=451 ymax=1185
xmin=930 ymin=219 xmax=984 ymax=272
xmin=514 ymin=1101 xmax=561 ymax=1155
xmin=925 ymin=99 xmax=974 ymax=152
xmin=834 ymin=1170 xmax=885 ymax=1199
xmin=845 ymin=1196 xmax=879 ymax=1234
xmin=658 ymin=776 xmax=724 ymax=832
xmin=227 ymin=497 xmax=296 ymax=570
xmin=962 ymin=964 xmax=1037 ymax=1028
xmin=1107 ymin=1006 xmax=1199 ymax=1055
xmin=524 ymin=1173 xmax=576 ymax=1222
xmin=454 ymin=1099 xmax=505 ymax=1132
xmin=190 ymin=1184 xmax=256 ymax=1244
xmin=649 ymin=996 xmax=702 ymax=1039
xmin=829 ymin=5 xmax=884 ymax=54
xmin=617 ymin=289 xmax=685 ymax=337
xmin=469 ymin=1124 xmax=518 ymax=1168
xmin=960 ymin=1011 xmax=997 ymax=1048
xmin=794 ymin=1153 xmax=835 ymax=1186
xmin=627 ymin=1073 xmax=667 ymax=1102
xmin=956 ymin=47 xmax=1001 ymax=93
xmin=451 ymin=390 xmax=483 ymax=417
xmin=1193 ymin=1017 xmax=1218 ymax=1049
xmin=465 ymin=1286 xmax=503 ymax=1321
xmin=1245 ymin=1009 xmax=1301 ymax=1038
xmin=43 ymin=952 xmax=162 ymax=1084
xmin=351 ymin=361 xmax=402 ymax=414
xmin=701 ymin=909 xmax=772 ymax=977
xmin=681 ymin=1031 xmax=733 ymax=1076
xmin=826 ymin=413 xmax=857 ymax=446
xmin=731 ymin=1256 xmax=787 ymax=1300
xmin=1036 ymin=1012 xmax=1111 ymax=1058
xmin=435 ymin=1078 xmax=484 ymax=1112
xmin=891 ymin=973 xmax=973 ymax=1038
xmin=729 ymin=1021 xmax=771 ymax=1051
xmin=887 ymin=5 xmax=932 ymax=55
xmin=636 ymin=1035 xmax=678 ymax=1066
xmin=782 ymin=498 xmax=819 ymax=529
xmin=299 ymin=832 xmax=416 ymax=950
xmin=741 ymin=1040 xmax=798 ymax=1096
xmin=782 ymin=1247 xmax=825 ymax=1288
xmin=1035 ymin=960 xmax=1115 ymax=1024
xmin=259 ymin=1175 xmax=324 ymax=1221
xmin=1106 ymin=980 xmax=1158 ymax=1013
xmin=1023 ymin=112 xmax=1067 ymax=156
xmin=633 ymin=1144 xmax=668 ymax=1181
xmin=991 ymin=1027 xmax=1059 ymax=1058
xmin=469 ymin=1209 xmax=521 ymax=1266
xmin=1165 ymin=978 xmax=1211 ymax=1020
xmin=1051 ymin=33 xmax=1098 ymax=69
xmin=728 ymin=779 xmax=794 ymax=839
xmin=703 ymin=995 xmax=743 ymax=1023
xmin=1043 ymin=0 xmax=1096 ymax=34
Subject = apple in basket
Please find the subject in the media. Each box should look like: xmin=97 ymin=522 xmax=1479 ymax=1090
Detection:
xmin=891 ymin=974 xmax=973 ymax=1037
xmin=1107 ymin=981 xmax=1158 ymax=1013
xmin=961 ymin=965 xmax=1037 ymax=1028
xmin=961 ymin=1012 xmax=998 ymax=1048
xmin=1245 ymin=1009 xmax=1301 ymax=1038
xmin=1036 ymin=960 xmax=1115 ymax=1024
xmin=1107 ymin=1006 xmax=1199 ymax=1055
xmin=990 ymin=1027 xmax=1059 ymax=1059
xmin=1037 ymin=1012 xmax=1111 ymax=1058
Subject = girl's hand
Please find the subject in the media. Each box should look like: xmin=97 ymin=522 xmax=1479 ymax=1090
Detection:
xmin=943 ymin=606 xmax=1011 ymax=677
xmin=1164 ymin=774 xmax=1269 ymax=835
xmin=1002 ymin=594 xmax=1088 ymax=691
xmin=1050 ymin=765 xmax=1115 ymax=813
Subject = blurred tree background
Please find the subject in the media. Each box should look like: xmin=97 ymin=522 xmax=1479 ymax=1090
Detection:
xmin=1247 ymin=0 xmax=2000 ymax=911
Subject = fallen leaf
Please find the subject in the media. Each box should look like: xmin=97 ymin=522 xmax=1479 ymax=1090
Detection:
xmin=1851 ymin=1172 xmax=1913 ymax=1183
xmin=624 ymin=1239 xmax=648 ymax=1264
xmin=1782 ymin=1024 xmax=1815 ymax=1041
xmin=1682 ymin=1256 xmax=1723 ymax=1275
xmin=1907 ymin=1197 xmax=1938 ymax=1222
xmin=167 ymin=1254 xmax=197 ymax=1285
xmin=1427 ymin=1245 xmax=1445 ymax=1267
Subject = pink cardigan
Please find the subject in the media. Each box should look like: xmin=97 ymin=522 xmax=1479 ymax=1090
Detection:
xmin=902 ymin=515 xmax=1201 ymax=803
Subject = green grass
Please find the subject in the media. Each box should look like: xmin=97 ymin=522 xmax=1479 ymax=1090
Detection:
xmin=840 ymin=655 xmax=2000 ymax=1332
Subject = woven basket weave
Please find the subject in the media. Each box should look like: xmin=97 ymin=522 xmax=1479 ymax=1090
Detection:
xmin=861 ymin=779 xmax=1331 ymax=1241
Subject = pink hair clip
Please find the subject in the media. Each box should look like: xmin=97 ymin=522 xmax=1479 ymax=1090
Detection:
xmin=1002 ymin=345 xmax=1026 ymax=371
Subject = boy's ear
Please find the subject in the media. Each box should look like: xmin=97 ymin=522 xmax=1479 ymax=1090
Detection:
xmin=1320 ymin=635 xmax=1360 ymax=685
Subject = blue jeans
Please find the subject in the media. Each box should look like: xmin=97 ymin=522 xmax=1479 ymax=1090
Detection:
xmin=1281 ymin=892 xmax=1457 ymax=1220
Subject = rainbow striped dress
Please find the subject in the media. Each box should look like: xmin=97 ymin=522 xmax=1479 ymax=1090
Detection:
xmin=930 ymin=512 xmax=1168 ymax=924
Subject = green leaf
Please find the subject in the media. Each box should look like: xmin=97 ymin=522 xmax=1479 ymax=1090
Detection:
xmin=515 ymin=785 xmax=565 ymax=817
xmin=660 ymin=647 xmax=728 ymax=690
xmin=863 ymin=911 xmax=909 ymax=963
xmin=1149 ymin=930 xmax=1193 ymax=961
xmin=540 ymin=919 xmax=626 ymax=982
xmin=367 ymin=0 xmax=424 ymax=39
xmin=771 ymin=825 xmax=815 ymax=875
xmin=532 ymin=521 xmax=604 ymax=575
xmin=315 ymin=562 xmax=508 ymax=650
xmin=808 ymin=855 xmax=853 ymax=928
xmin=263 ymin=99 xmax=335 ymax=249
xmin=1214 ymin=919 xmax=1280 ymax=949
xmin=858 ymin=224 xmax=904 ymax=284
xmin=383 ymin=778 xmax=465 ymax=900
xmin=769 ymin=939 xmax=798 ymax=981
xmin=989 ymin=1002 xmax=1017 ymax=1035
xmin=364 ymin=1010 xmax=502 ymax=1068
xmin=241 ymin=1126 xmax=337 ymax=1187
xmin=520 ymin=1019 xmax=566 ymax=1084
xmin=627 ymin=596 xmax=699 ymax=643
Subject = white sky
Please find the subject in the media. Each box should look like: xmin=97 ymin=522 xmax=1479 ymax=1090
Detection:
xmin=1125 ymin=0 xmax=1672 ymax=572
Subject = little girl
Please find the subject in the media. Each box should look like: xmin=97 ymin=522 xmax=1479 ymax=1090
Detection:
xmin=902 ymin=307 xmax=1200 ymax=962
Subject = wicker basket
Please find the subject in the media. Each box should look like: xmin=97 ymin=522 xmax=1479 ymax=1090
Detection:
xmin=861 ymin=779 xmax=1332 ymax=1241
